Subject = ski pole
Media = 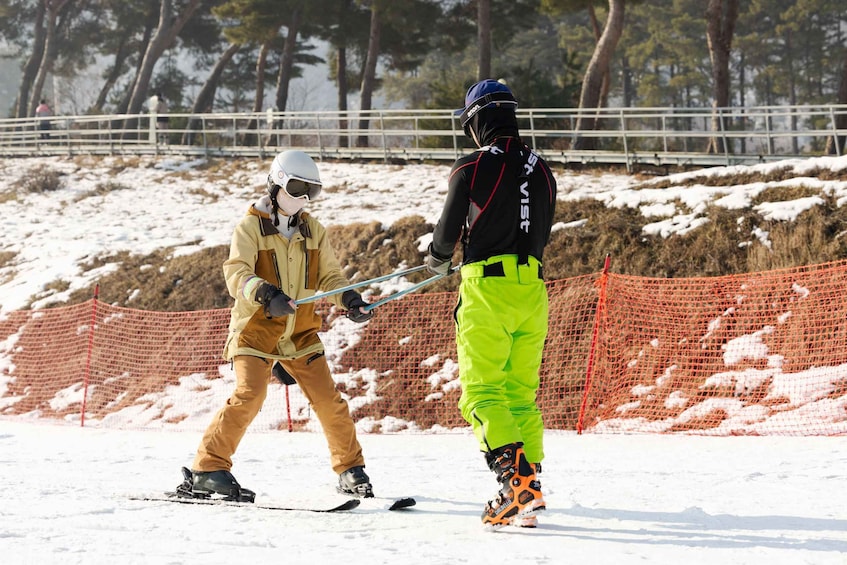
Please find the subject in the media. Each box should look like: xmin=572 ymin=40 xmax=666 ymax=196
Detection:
xmin=362 ymin=266 xmax=460 ymax=312
xmin=294 ymin=264 xmax=429 ymax=305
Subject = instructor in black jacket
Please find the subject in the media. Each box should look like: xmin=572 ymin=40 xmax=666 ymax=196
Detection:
xmin=425 ymin=79 xmax=558 ymax=529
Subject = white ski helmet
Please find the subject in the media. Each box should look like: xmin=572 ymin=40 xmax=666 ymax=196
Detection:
xmin=267 ymin=150 xmax=322 ymax=202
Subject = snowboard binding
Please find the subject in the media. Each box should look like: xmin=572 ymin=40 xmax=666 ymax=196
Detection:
xmin=174 ymin=466 xmax=256 ymax=503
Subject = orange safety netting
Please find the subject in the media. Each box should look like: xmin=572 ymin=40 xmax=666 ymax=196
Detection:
xmin=2 ymin=259 xmax=846 ymax=435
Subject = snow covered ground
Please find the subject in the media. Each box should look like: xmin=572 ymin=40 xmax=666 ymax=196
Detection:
xmin=2 ymin=419 xmax=846 ymax=565
xmin=2 ymin=154 xmax=847 ymax=563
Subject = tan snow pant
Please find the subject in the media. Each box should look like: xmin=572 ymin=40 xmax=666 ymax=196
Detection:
xmin=193 ymin=354 xmax=364 ymax=475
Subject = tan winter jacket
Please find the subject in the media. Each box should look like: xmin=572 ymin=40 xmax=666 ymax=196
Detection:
xmin=222 ymin=204 xmax=349 ymax=361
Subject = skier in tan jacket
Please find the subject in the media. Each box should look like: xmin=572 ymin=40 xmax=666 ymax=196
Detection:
xmin=184 ymin=150 xmax=375 ymax=501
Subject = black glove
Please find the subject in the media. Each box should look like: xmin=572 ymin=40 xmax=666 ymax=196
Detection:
xmin=425 ymin=243 xmax=453 ymax=276
xmin=342 ymin=290 xmax=373 ymax=323
xmin=255 ymin=282 xmax=295 ymax=318
xmin=272 ymin=362 xmax=297 ymax=385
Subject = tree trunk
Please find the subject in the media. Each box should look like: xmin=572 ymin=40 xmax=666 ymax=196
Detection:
xmin=705 ymin=0 xmax=739 ymax=154
xmin=477 ymin=0 xmax=491 ymax=80
xmin=338 ymin=45 xmax=349 ymax=148
xmin=116 ymin=22 xmax=155 ymax=115
xmin=573 ymin=0 xmax=625 ymax=151
xmin=737 ymin=50 xmax=746 ymax=153
xmin=253 ymin=42 xmax=271 ymax=114
xmin=274 ymin=8 xmax=301 ymax=112
xmin=357 ymin=2 xmax=381 ymax=148
xmin=785 ymin=30 xmax=798 ymax=154
xmin=183 ymin=42 xmax=241 ymax=145
xmin=93 ymin=37 xmax=130 ymax=112
xmin=15 ymin=1 xmax=47 ymax=119
xmin=239 ymin=41 xmax=272 ymax=147
xmin=28 ymin=0 xmax=70 ymax=117
xmin=826 ymin=47 xmax=847 ymax=155
xmin=126 ymin=0 xmax=202 ymax=117
xmin=587 ymin=4 xmax=611 ymax=110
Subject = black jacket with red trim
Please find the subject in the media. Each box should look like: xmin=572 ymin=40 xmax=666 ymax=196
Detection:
xmin=431 ymin=135 xmax=557 ymax=265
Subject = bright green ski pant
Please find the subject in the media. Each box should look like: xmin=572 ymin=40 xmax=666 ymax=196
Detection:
xmin=455 ymin=255 xmax=548 ymax=464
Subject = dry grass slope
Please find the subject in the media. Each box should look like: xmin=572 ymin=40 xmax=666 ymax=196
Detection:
xmin=8 ymin=160 xmax=847 ymax=311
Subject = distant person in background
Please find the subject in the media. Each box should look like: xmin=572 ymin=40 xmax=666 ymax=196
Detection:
xmin=35 ymin=99 xmax=52 ymax=139
xmin=425 ymin=79 xmax=557 ymax=529
xmin=150 ymin=92 xmax=169 ymax=144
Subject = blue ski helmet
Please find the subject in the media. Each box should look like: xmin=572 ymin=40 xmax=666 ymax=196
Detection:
xmin=455 ymin=79 xmax=518 ymax=128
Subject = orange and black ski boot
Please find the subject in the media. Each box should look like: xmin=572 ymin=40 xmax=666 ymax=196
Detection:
xmin=515 ymin=463 xmax=542 ymax=528
xmin=481 ymin=443 xmax=545 ymax=529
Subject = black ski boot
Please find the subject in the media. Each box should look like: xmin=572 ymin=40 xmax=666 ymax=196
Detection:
xmin=175 ymin=466 xmax=255 ymax=502
xmin=337 ymin=465 xmax=374 ymax=498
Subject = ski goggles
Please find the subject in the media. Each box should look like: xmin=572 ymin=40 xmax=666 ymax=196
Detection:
xmin=269 ymin=173 xmax=322 ymax=201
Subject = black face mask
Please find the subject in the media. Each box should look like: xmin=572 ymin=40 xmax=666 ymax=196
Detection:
xmin=460 ymin=91 xmax=518 ymax=142
xmin=467 ymin=107 xmax=520 ymax=146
